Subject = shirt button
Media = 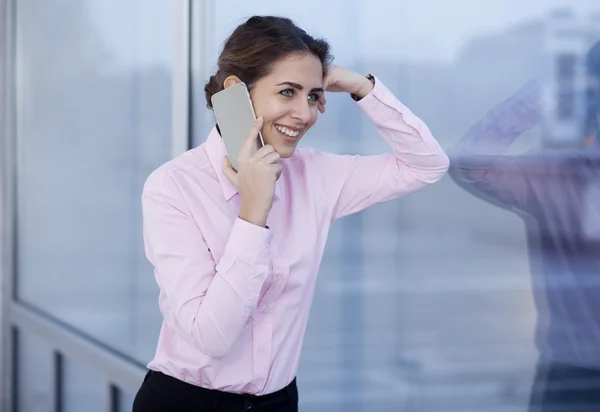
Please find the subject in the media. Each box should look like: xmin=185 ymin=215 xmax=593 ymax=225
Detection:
xmin=259 ymin=345 xmax=267 ymax=353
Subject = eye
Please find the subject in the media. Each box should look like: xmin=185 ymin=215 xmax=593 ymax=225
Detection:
xmin=308 ymin=93 xmax=320 ymax=103
xmin=280 ymin=88 xmax=294 ymax=97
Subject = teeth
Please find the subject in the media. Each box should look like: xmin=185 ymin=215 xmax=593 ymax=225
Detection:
xmin=275 ymin=125 xmax=299 ymax=137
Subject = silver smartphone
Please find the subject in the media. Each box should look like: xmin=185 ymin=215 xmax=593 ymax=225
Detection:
xmin=211 ymin=82 xmax=264 ymax=171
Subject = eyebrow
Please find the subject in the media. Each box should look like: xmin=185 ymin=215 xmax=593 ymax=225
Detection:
xmin=276 ymin=81 xmax=323 ymax=93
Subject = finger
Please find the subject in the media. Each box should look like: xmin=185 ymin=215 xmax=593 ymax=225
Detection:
xmin=318 ymin=95 xmax=326 ymax=113
xmin=254 ymin=144 xmax=275 ymax=160
xmin=222 ymin=156 xmax=238 ymax=184
xmin=261 ymin=152 xmax=281 ymax=165
xmin=271 ymin=163 xmax=283 ymax=180
xmin=240 ymin=116 xmax=264 ymax=154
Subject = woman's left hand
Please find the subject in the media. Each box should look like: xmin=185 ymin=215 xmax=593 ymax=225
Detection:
xmin=318 ymin=65 xmax=374 ymax=113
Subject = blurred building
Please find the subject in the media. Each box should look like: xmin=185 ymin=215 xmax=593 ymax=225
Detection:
xmin=541 ymin=9 xmax=600 ymax=147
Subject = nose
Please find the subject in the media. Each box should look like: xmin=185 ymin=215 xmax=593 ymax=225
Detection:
xmin=290 ymin=99 xmax=313 ymax=124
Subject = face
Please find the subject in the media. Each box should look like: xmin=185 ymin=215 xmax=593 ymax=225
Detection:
xmin=249 ymin=53 xmax=324 ymax=158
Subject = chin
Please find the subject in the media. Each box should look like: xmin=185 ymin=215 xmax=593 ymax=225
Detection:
xmin=272 ymin=144 xmax=297 ymax=158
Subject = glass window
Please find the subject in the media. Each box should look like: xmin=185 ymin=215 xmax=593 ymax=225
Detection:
xmin=556 ymin=53 xmax=577 ymax=120
xmin=14 ymin=0 xmax=172 ymax=362
xmin=17 ymin=331 xmax=54 ymax=412
xmin=192 ymin=2 xmax=600 ymax=411
xmin=119 ymin=391 xmax=135 ymax=411
xmin=63 ymin=358 xmax=102 ymax=412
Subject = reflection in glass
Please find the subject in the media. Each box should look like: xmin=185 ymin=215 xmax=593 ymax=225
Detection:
xmin=450 ymin=40 xmax=600 ymax=412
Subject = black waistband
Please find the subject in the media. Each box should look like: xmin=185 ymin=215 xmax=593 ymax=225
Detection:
xmin=144 ymin=370 xmax=297 ymax=410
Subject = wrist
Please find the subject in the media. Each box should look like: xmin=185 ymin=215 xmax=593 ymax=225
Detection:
xmin=351 ymin=74 xmax=375 ymax=101
xmin=358 ymin=79 xmax=374 ymax=97
xmin=239 ymin=202 xmax=269 ymax=227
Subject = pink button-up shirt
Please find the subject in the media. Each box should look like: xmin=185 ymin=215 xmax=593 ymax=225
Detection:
xmin=142 ymin=77 xmax=449 ymax=395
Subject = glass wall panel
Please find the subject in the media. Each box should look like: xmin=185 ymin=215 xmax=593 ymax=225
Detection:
xmin=192 ymin=1 xmax=600 ymax=411
xmin=14 ymin=0 xmax=172 ymax=362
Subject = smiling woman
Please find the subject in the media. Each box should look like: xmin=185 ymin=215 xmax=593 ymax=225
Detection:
xmin=234 ymin=53 xmax=325 ymax=158
xmin=203 ymin=16 xmax=332 ymax=158
xmin=133 ymin=14 xmax=449 ymax=412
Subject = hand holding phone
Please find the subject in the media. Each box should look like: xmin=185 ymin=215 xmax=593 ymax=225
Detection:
xmin=222 ymin=117 xmax=282 ymax=227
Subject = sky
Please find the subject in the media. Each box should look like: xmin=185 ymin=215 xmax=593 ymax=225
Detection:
xmin=85 ymin=0 xmax=600 ymax=69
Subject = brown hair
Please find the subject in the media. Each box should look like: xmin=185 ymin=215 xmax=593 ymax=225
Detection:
xmin=204 ymin=15 xmax=333 ymax=109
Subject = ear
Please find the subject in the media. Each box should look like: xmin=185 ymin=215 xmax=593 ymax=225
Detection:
xmin=223 ymin=75 xmax=242 ymax=89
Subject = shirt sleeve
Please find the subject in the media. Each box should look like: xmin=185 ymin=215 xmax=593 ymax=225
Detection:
xmin=447 ymin=80 xmax=547 ymax=213
xmin=310 ymin=76 xmax=450 ymax=221
xmin=141 ymin=171 xmax=272 ymax=358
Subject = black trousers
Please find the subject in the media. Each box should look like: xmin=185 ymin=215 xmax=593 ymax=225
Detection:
xmin=529 ymin=359 xmax=600 ymax=412
xmin=132 ymin=370 xmax=299 ymax=412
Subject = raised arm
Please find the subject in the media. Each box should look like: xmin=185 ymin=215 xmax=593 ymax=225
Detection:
xmin=448 ymin=80 xmax=547 ymax=211
xmin=311 ymin=68 xmax=449 ymax=221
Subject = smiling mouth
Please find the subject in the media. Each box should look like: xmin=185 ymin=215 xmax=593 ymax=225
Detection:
xmin=275 ymin=124 xmax=300 ymax=138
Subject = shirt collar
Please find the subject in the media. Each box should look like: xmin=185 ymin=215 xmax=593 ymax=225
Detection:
xmin=204 ymin=125 xmax=283 ymax=202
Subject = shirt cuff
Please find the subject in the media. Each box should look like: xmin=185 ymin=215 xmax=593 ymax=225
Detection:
xmin=355 ymin=76 xmax=424 ymax=133
xmin=355 ymin=75 xmax=397 ymax=119
xmin=224 ymin=217 xmax=272 ymax=265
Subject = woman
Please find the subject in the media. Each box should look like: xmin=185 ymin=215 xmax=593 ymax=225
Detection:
xmin=133 ymin=15 xmax=449 ymax=412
